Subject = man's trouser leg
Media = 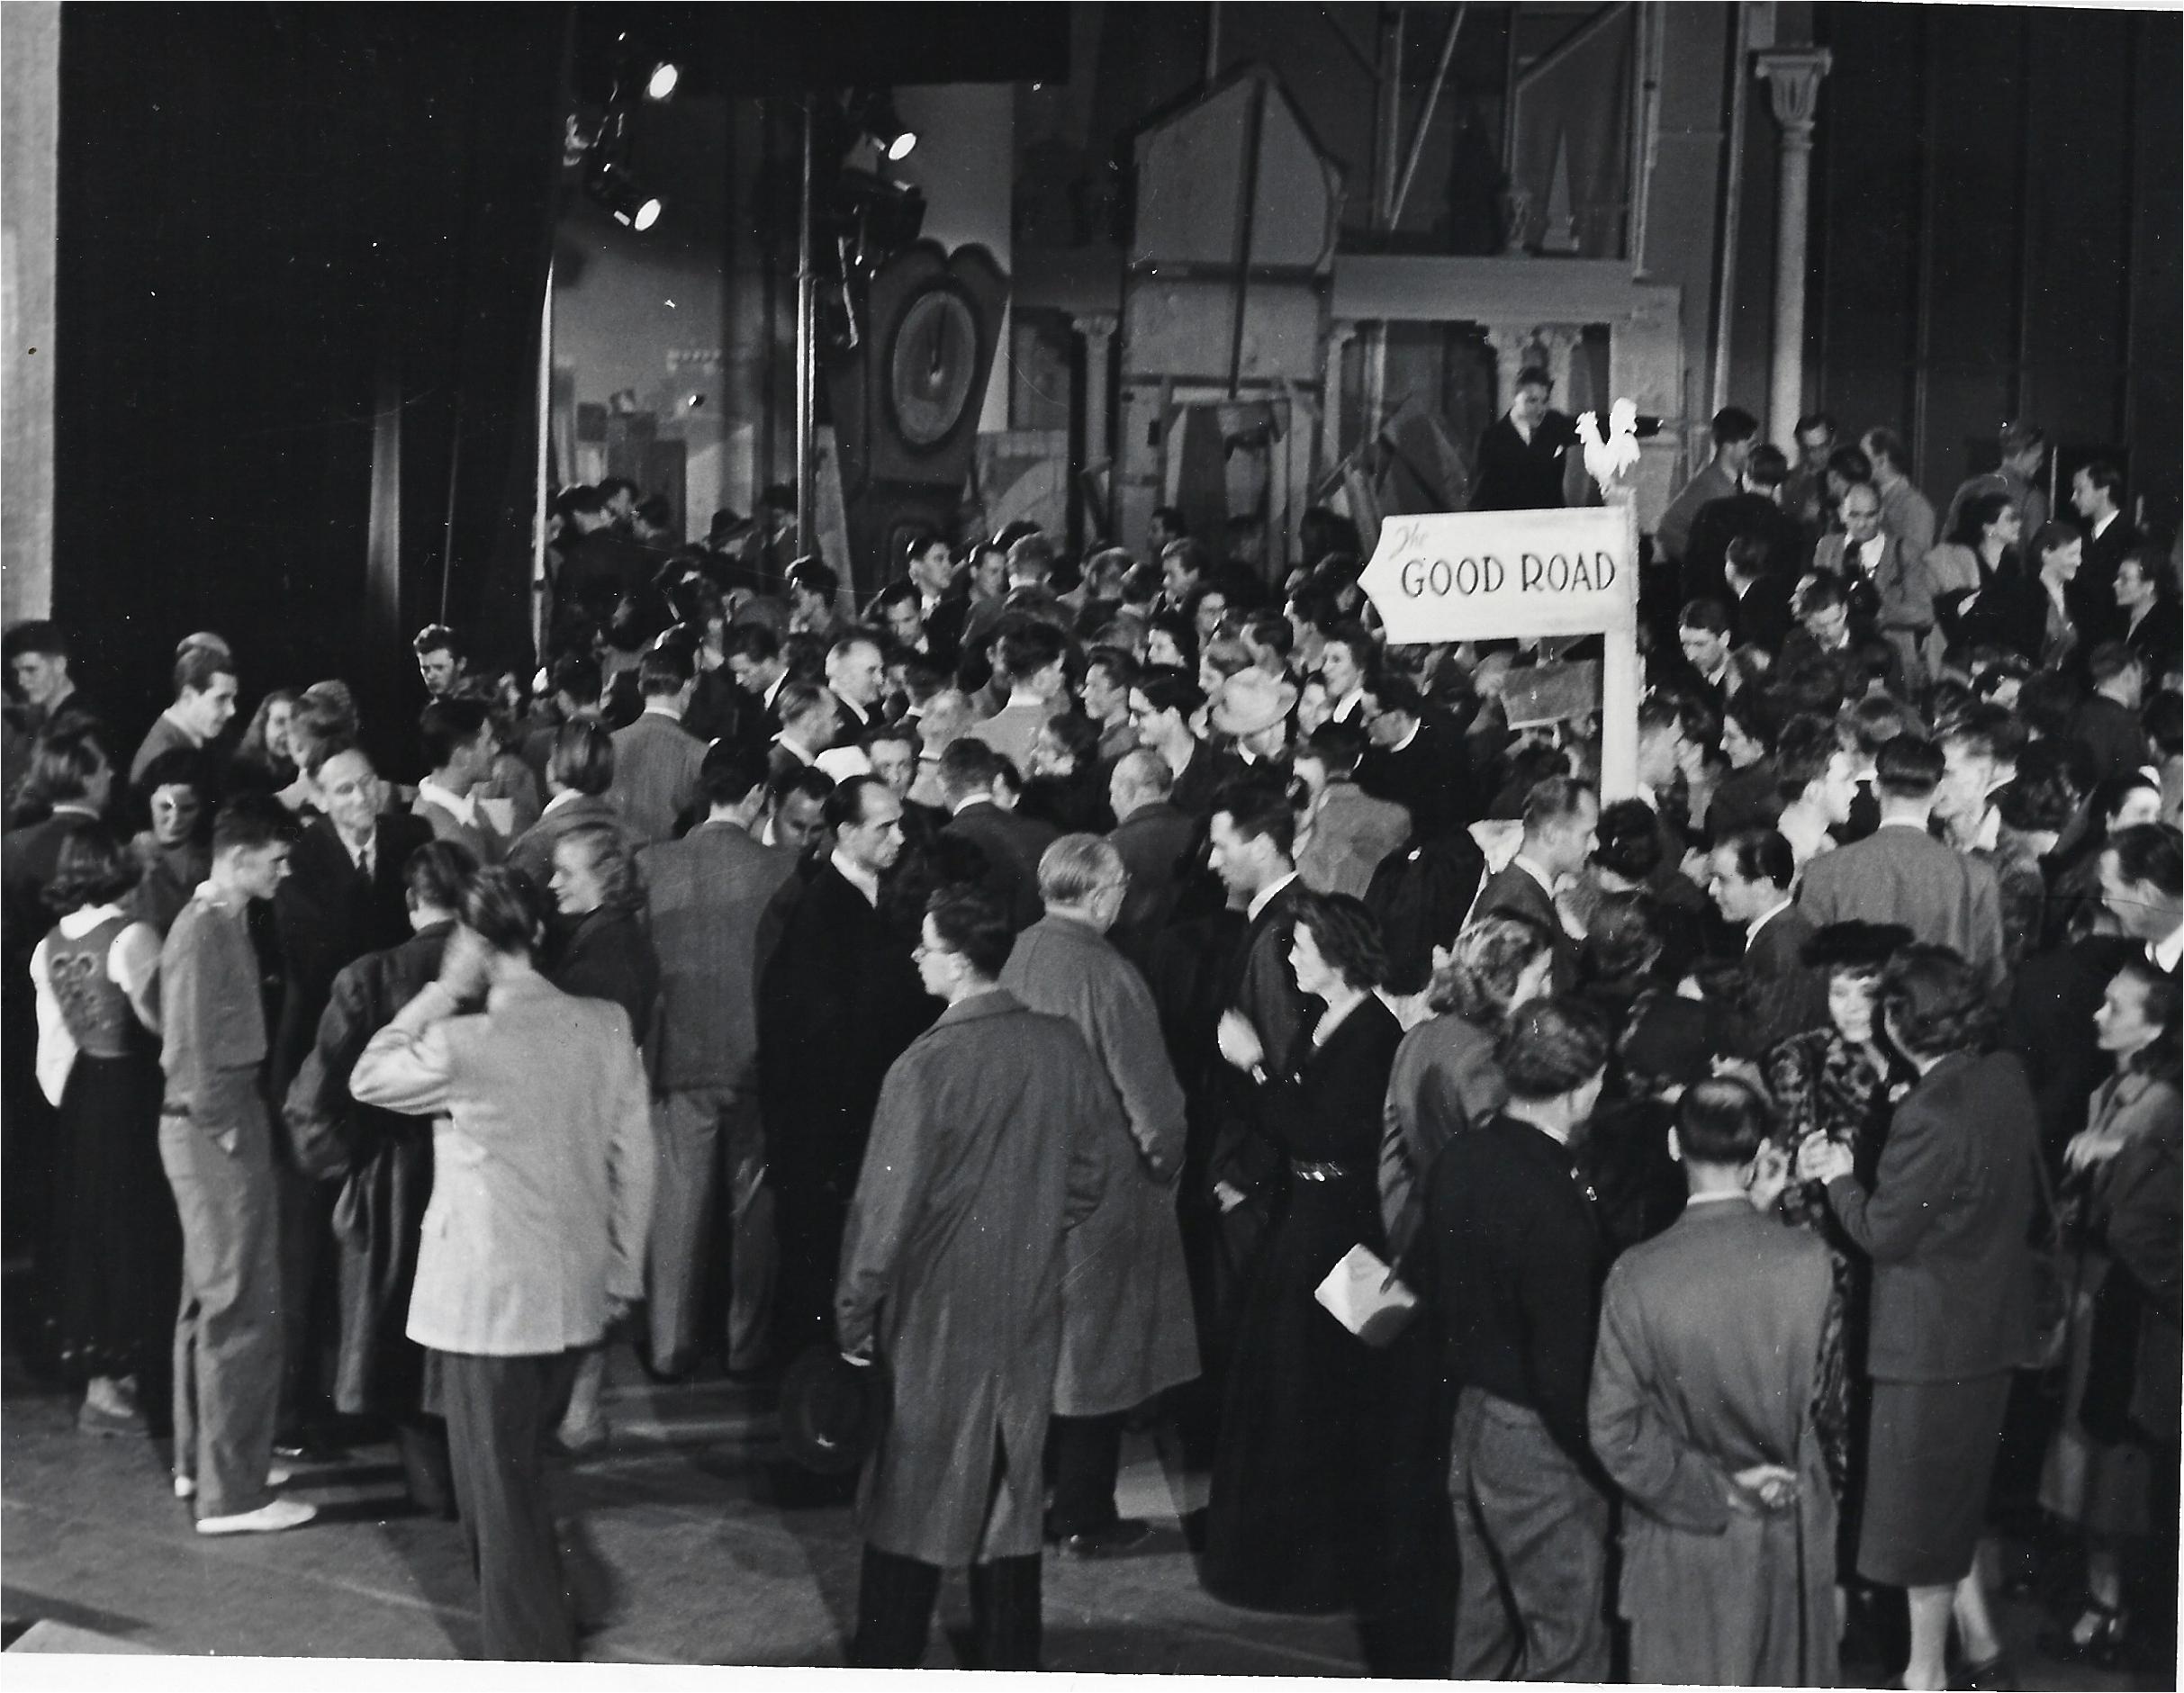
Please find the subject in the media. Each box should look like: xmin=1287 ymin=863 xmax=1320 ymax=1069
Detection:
xmin=852 ymin=1544 xmax=942 ymax=1668
xmin=645 ymin=1087 xmax=723 ymax=1370
xmin=438 ymin=1348 xmax=582 ymax=1661
xmin=1449 ymin=1389 xmax=1611 ymax=1682
xmin=274 ymin=1159 xmax=337 ymax=1439
xmin=158 ymin=1102 xmax=284 ymax=1518
xmin=969 ymin=1554 xmax=1043 ymax=1670
xmin=1048 ymin=1411 xmax=1125 ymax=1536
xmin=718 ymin=1090 xmax=774 ymax=1372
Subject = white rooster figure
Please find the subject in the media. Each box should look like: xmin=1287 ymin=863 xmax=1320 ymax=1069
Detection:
xmin=1575 ymin=397 xmax=1644 ymax=497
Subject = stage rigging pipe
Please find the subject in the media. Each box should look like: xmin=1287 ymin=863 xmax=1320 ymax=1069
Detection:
xmin=795 ymin=94 xmax=817 ymax=554
xmin=1388 ymin=4 xmax=1467 ymax=232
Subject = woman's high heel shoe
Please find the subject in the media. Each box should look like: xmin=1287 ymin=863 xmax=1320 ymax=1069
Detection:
xmin=2040 ymin=1596 xmax=2131 ymax=1669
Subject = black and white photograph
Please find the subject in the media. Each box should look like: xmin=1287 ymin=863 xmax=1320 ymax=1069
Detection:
xmin=1 ymin=2 xmax=2179 ymax=1685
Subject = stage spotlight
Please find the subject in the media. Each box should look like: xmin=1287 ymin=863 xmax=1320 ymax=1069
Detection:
xmin=847 ymin=90 xmax=916 ymax=162
xmin=645 ymin=61 xmax=680 ymax=102
xmin=588 ymin=158 xmax=663 ymax=232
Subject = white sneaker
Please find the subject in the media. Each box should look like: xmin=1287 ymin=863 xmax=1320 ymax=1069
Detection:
xmin=175 ymin=1466 xmax=293 ymax=1501
xmin=195 ymin=1498 xmax=317 ymax=1536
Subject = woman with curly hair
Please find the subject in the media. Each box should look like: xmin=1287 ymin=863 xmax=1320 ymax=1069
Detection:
xmin=1799 ymin=945 xmax=2041 ymax=1691
xmin=1377 ymin=914 xmax=1556 ymax=1266
xmin=227 ymin=689 xmax=300 ymax=797
xmin=1202 ymin=892 xmax=1406 ymax=1618
xmin=31 ymin=827 xmax=176 ymax=1435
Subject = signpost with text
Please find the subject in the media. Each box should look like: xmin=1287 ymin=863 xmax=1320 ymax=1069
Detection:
xmin=1358 ymin=502 xmax=1641 ymax=798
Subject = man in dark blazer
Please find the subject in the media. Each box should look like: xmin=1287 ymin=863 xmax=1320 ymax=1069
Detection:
xmin=1127 ymin=670 xmax=1242 ymax=820
xmin=936 ymin=738 xmax=1059 ymax=932
xmin=269 ymin=739 xmax=435 ymax=1452
xmin=1796 ymin=737 xmax=2007 ymax=1003
xmin=757 ymin=776 xmax=934 ymax=1367
xmin=1470 ymin=776 xmax=1598 ymax=990
xmin=1422 ymin=997 xmax=1616 ymax=1682
xmin=1469 ymin=367 xmax=1664 ymax=513
xmin=1708 ymin=829 xmax=1828 ymax=1058
xmin=1680 ymin=444 xmax=1803 ymax=605
xmin=638 ymin=741 xmax=799 ymax=1378
xmin=1358 ymin=675 xmax=1469 ymax=837
xmin=2071 ymin=459 xmax=2136 ymax=644
xmin=1106 ymin=747 xmax=1197 ymax=972
xmin=1723 ymin=536 xmax=1798 ymax=658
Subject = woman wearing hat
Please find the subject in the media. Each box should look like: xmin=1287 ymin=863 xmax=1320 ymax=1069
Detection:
xmin=1206 ymin=667 xmax=1298 ymax=771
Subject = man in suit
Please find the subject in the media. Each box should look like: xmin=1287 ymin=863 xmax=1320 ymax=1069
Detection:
xmin=825 ymin=633 xmax=888 ymax=745
xmin=5 ymin=620 xmax=100 ymax=743
xmin=609 ymin=644 xmax=706 ymax=845
xmin=2070 ymin=644 xmax=2152 ymax=787
xmin=837 ymin=887 xmax=1112 ymax=1670
xmin=1722 ymin=535 xmax=1797 ymax=657
xmin=905 ymin=533 xmax=969 ymax=672
xmin=726 ymin=623 xmax=792 ymax=754
xmin=131 ymin=643 xmax=239 ymax=794
xmin=2098 ymin=823 xmax=2182 ymax=975
xmin=1127 ymin=669 xmax=1241 ymax=819
xmin=966 ymin=619 xmax=1069 ymax=772
xmin=1358 ymin=675 xmax=1467 ymax=837
xmin=2070 ymin=460 xmax=2136 ymax=645
xmin=1861 ymin=428 xmax=1937 ymax=571
xmin=1469 ymin=365 xmax=1584 ymax=512
xmin=757 ymin=776 xmax=934 ymax=1364
xmin=1680 ymin=442 xmax=1802 ymax=605
xmin=1000 ymin=835 xmax=1199 ymax=1558
xmin=1818 ymin=480 xmax=1938 ymax=692
xmin=506 ymin=722 xmax=629 ymax=890
xmin=1709 ymin=829 xmax=1828 ymax=1058
xmin=1588 ymin=1078 xmax=1838 ymax=1687
xmin=1471 ymin=776 xmax=1598 ymax=989
xmin=269 ymin=740 xmax=435 ymax=1450
xmin=1294 ymin=721 xmax=1411 ymax=899
xmin=1423 ymin=996 xmax=1615 ymax=1681
xmin=412 ymin=696 xmax=507 ymax=866
xmin=637 ymin=741 xmax=799 ymax=1379
xmin=350 ymin=867 xmax=654 ymax=1659
xmin=1106 ymin=748 xmax=1196 ymax=970
xmin=1797 ymin=736 xmax=2007 ymax=1001
xmin=1655 ymin=406 xmax=1759 ymax=570
xmin=937 ymin=738 xmax=1059 ymax=932
xmin=765 ymin=680 xmax=844 ymax=792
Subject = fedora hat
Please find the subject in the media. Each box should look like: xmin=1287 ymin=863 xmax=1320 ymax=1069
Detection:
xmin=778 ymin=1344 xmax=891 ymax=1476
xmin=1210 ymin=669 xmax=1299 ymax=738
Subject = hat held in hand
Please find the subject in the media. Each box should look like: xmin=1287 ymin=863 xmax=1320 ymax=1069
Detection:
xmin=779 ymin=1344 xmax=891 ymax=1476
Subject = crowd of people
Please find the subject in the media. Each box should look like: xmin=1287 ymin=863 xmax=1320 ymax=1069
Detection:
xmin=3 ymin=393 xmax=2179 ymax=1683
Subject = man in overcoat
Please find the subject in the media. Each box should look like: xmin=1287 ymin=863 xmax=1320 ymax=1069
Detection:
xmin=1000 ymin=835 xmax=1200 ymax=1557
xmin=1588 ymin=1077 xmax=1841 ymax=1686
xmin=836 ymin=888 xmax=1110 ymax=1670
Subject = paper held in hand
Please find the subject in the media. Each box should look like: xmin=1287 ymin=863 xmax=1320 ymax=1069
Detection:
xmin=1313 ymin=1244 xmax=1420 ymax=1347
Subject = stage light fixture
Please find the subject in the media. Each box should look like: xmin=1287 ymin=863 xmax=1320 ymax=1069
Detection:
xmin=645 ymin=61 xmax=680 ymax=102
xmin=588 ymin=158 xmax=663 ymax=232
xmin=845 ymin=90 xmax=916 ymax=163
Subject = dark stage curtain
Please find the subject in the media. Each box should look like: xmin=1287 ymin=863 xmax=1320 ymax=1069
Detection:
xmin=54 ymin=6 xmax=567 ymax=781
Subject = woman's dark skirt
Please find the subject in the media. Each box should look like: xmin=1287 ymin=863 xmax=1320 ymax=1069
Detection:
xmin=1856 ymin=1372 xmax=2011 ymax=1588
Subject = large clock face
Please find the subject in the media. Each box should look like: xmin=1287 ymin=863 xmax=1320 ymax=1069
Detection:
xmin=887 ymin=286 xmax=980 ymax=451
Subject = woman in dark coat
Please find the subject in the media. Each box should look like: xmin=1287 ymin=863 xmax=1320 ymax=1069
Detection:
xmin=1202 ymin=892 xmax=1404 ymax=1618
xmin=1800 ymin=945 xmax=2040 ymax=1692
xmin=545 ymin=821 xmax=659 ymax=1446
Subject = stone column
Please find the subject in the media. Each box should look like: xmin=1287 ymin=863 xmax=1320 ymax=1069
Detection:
xmin=1755 ymin=48 xmax=1831 ymax=451
xmin=1322 ymin=319 xmax=1358 ymax=471
xmin=1478 ymin=321 xmax=1534 ymax=411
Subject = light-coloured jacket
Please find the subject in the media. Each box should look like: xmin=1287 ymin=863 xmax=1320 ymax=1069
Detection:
xmin=350 ymin=973 xmax=654 ymax=1356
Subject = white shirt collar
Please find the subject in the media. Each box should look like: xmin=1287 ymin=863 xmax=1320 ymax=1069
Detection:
xmin=2155 ymin=925 xmax=2183 ymax=974
xmin=1248 ymin=869 xmax=1298 ymax=923
xmin=416 ymin=780 xmax=476 ymax=827
xmin=772 ymin=734 xmax=814 ymax=767
xmin=543 ymin=789 xmax=582 ymax=817
xmin=642 ymin=699 xmax=682 ymax=722
xmin=830 ymin=849 xmax=880 ymax=907
xmin=2092 ymin=509 xmax=2118 ymax=539
xmin=1746 ymin=898 xmax=1793 ymax=950
xmin=57 ymin=903 xmax=127 ymax=939
xmin=1390 ymin=719 xmax=1420 ymax=754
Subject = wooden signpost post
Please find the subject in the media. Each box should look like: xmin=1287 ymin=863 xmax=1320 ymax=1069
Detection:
xmin=1358 ymin=500 xmax=1643 ymax=800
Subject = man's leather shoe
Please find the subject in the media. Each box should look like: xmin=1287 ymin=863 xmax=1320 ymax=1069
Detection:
xmin=1058 ymin=1518 xmax=1151 ymax=1559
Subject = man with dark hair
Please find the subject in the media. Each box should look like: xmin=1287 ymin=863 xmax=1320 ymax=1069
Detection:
xmin=767 ymin=763 xmax=837 ymax=865
xmin=1357 ymin=673 xmax=1467 ymax=840
xmin=1159 ymin=537 xmax=1211 ymax=616
xmin=967 ymin=620 xmax=1069 ymax=771
xmin=1471 ymin=777 xmax=1598 ymax=989
xmin=758 ymin=775 xmax=934 ymax=1367
xmin=937 ymin=737 xmax=1059 ymax=932
xmin=1708 ymin=828 xmax=1827 ymax=1055
xmin=838 ymin=887 xmax=1113 ymax=1670
xmin=350 ymin=866 xmax=654 ymax=1659
xmin=1656 ymin=406 xmax=1760 ymax=567
xmin=160 ymin=792 xmax=312 ymax=1535
xmin=788 ymin=557 xmax=845 ymax=643
xmin=2098 ymin=823 xmax=2182 ymax=972
xmin=1587 ymin=1076 xmax=1838 ymax=1686
xmin=132 ymin=642 xmax=239 ymax=790
xmin=1080 ymin=645 xmax=1141 ymax=770
xmin=1721 ymin=533 xmax=1798 ymax=657
xmin=2069 ymin=459 xmax=2135 ymax=643
xmin=411 ymin=625 xmax=465 ymax=698
xmin=609 ymin=643 xmax=704 ymax=844
xmin=1797 ymin=737 xmax=2006 ymax=997
xmin=638 ymin=740 xmax=799 ymax=1379
xmin=1781 ymin=411 xmax=1838 ymax=538
xmin=1470 ymin=366 xmax=1583 ymax=513
xmin=904 ymin=533 xmax=969 ymax=670
xmin=519 ymin=651 xmax=605 ymax=791
xmin=1424 ymin=995 xmax=1614 ymax=1680
xmin=1860 ymin=428 xmax=1937 ymax=568
xmin=726 ymin=622 xmax=791 ymax=748
xmin=5 ymin=619 xmax=93 ymax=738
xmin=2069 ymin=643 xmax=2152 ymax=787
xmin=768 ymin=680 xmax=843 ymax=788
xmin=1127 ymin=668 xmax=1238 ymax=818
xmin=412 ymin=697 xmax=503 ymax=864
xmin=1681 ymin=441 xmax=1800 ymax=604
xmin=1149 ymin=504 xmax=1188 ymax=558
